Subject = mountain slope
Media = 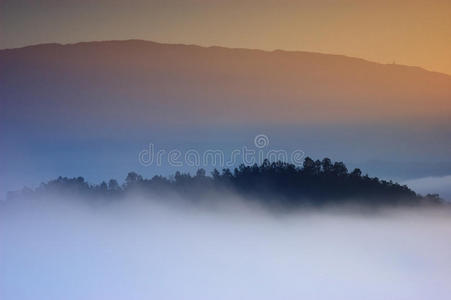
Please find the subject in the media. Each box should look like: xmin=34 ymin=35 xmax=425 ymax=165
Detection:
xmin=1 ymin=40 xmax=450 ymax=133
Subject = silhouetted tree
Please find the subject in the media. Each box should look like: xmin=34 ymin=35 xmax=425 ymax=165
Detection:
xmin=108 ymin=179 xmax=120 ymax=191
xmin=12 ymin=158 xmax=442 ymax=208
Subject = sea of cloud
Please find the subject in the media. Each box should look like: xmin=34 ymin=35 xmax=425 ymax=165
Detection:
xmin=1 ymin=194 xmax=451 ymax=300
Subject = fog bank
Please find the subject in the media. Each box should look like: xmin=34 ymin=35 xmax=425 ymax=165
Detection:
xmin=403 ymin=175 xmax=451 ymax=201
xmin=1 ymin=195 xmax=451 ymax=300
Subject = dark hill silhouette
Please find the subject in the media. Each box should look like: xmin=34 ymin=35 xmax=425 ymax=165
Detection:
xmin=1 ymin=40 xmax=450 ymax=133
xmin=9 ymin=158 xmax=442 ymax=208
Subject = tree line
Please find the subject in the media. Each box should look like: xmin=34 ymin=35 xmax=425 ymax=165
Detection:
xmin=9 ymin=158 xmax=442 ymax=207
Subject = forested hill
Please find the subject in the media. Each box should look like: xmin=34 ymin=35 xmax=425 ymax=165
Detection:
xmin=8 ymin=158 xmax=442 ymax=208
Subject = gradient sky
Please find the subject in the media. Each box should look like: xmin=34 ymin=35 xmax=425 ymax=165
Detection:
xmin=1 ymin=0 xmax=451 ymax=75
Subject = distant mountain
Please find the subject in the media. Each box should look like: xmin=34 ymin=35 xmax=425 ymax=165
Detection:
xmin=1 ymin=40 xmax=450 ymax=134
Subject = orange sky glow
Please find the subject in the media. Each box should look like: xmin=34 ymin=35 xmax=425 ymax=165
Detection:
xmin=1 ymin=0 xmax=451 ymax=75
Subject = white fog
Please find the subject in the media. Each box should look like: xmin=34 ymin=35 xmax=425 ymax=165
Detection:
xmin=1 ymin=196 xmax=451 ymax=300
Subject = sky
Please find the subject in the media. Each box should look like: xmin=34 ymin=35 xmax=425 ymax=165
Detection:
xmin=1 ymin=0 xmax=451 ymax=75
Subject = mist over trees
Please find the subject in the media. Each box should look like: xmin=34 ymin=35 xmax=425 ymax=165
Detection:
xmin=9 ymin=158 xmax=442 ymax=208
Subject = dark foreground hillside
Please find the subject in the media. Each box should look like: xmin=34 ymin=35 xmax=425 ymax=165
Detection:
xmin=9 ymin=158 xmax=442 ymax=208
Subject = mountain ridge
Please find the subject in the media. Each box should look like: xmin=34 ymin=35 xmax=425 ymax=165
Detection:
xmin=2 ymin=39 xmax=449 ymax=78
xmin=2 ymin=38 xmax=450 ymax=127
